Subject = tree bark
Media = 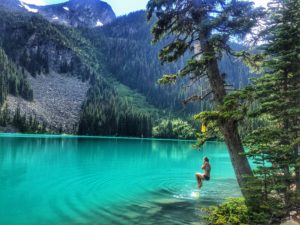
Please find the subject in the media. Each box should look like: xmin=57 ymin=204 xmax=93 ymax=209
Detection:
xmin=199 ymin=34 xmax=253 ymax=195
xmin=222 ymin=120 xmax=254 ymax=183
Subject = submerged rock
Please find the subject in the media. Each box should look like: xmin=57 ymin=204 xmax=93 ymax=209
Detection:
xmin=146 ymin=206 xmax=162 ymax=215
xmin=151 ymin=198 xmax=184 ymax=205
xmin=123 ymin=211 xmax=141 ymax=219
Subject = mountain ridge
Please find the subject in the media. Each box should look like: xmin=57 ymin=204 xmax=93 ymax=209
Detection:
xmin=0 ymin=0 xmax=116 ymax=28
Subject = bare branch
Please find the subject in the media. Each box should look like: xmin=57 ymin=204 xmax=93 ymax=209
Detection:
xmin=182 ymin=91 xmax=213 ymax=105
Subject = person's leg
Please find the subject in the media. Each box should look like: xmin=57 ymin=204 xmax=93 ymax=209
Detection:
xmin=195 ymin=173 xmax=204 ymax=189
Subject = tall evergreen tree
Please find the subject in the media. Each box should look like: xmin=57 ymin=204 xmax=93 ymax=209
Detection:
xmin=147 ymin=0 xmax=264 ymax=194
xmin=245 ymin=0 xmax=300 ymax=215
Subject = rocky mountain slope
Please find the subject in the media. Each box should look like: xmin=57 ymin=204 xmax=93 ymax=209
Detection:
xmin=8 ymin=72 xmax=89 ymax=132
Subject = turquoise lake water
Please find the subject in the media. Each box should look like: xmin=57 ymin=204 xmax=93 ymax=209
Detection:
xmin=0 ymin=134 xmax=241 ymax=225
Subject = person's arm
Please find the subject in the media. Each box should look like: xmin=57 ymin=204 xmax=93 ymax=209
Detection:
xmin=201 ymin=162 xmax=207 ymax=169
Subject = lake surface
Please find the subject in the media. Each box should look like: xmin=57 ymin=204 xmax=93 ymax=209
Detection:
xmin=0 ymin=134 xmax=241 ymax=225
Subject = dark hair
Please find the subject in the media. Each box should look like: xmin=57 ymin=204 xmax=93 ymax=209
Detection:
xmin=204 ymin=157 xmax=209 ymax=162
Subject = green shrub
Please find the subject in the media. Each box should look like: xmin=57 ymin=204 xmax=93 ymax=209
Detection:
xmin=152 ymin=119 xmax=196 ymax=140
xmin=205 ymin=198 xmax=250 ymax=225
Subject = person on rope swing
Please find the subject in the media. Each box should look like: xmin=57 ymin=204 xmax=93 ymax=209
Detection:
xmin=195 ymin=157 xmax=211 ymax=189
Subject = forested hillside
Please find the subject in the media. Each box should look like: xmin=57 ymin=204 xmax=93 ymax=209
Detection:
xmin=84 ymin=11 xmax=188 ymax=112
xmin=84 ymin=11 xmax=256 ymax=113
xmin=0 ymin=48 xmax=32 ymax=106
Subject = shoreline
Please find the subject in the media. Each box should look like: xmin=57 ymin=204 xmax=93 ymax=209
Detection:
xmin=0 ymin=133 xmax=202 ymax=143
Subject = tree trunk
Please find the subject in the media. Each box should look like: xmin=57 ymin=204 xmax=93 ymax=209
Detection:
xmin=199 ymin=34 xmax=253 ymax=195
xmin=222 ymin=120 xmax=254 ymax=182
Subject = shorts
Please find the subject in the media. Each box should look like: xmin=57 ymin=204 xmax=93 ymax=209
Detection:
xmin=204 ymin=175 xmax=210 ymax=181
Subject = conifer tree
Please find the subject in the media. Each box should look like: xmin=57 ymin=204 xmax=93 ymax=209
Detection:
xmin=147 ymin=0 xmax=264 ymax=193
xmin=245 ymin=0 xmax=300 ymax=215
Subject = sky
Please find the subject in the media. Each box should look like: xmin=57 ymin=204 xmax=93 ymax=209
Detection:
xmin=22 ymin=0 xmax=270 ymax=16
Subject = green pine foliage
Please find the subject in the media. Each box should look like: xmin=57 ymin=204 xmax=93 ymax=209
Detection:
xmin=0 ymin=105 xmax=47 ymax=133
xmin=12 ymin=106 xmax=47 ymax=133
xmin=242 ymin=0 xmax=300 ymax=220
xmin=0 ymin=48 xmax=33 ymax=106
xmin=78 ymin=77 xmax=153 ymax=137
xmin=0 ymin=104 xmax=10 ymax=127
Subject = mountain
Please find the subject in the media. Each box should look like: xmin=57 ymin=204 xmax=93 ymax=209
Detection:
xmin=0 ymin=4 xmax=256 ymax=137
xmin=0 ymin=8 xmax=155 ymax=135
xmin=29 ymin=0 xmax=116 ymax=28
xmin=0 ymin=0 xmax=116 ymax=28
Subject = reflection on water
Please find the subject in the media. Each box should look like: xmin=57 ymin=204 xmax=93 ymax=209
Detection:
xmin=0 ymin=135 xmax=240 ymax=225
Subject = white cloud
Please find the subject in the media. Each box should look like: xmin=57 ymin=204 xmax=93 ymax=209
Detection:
xmin=20 ymin=0 xmax=46 ymax=6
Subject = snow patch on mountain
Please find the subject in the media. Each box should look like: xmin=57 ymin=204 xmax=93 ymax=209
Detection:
xmin=20 ymin=1 xmax=38 ymax=13
xmin=96 ymin=20 xmax=103 ymax=27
